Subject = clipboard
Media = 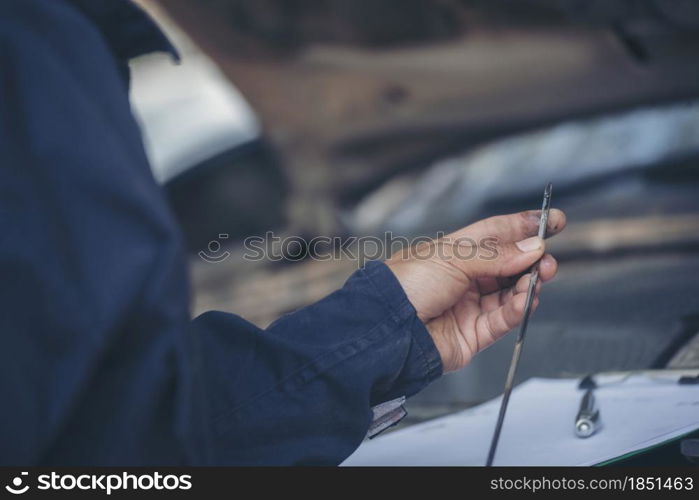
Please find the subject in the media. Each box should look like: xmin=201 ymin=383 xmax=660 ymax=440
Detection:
xmin=343 ymin=370 xmax=699 ymax=466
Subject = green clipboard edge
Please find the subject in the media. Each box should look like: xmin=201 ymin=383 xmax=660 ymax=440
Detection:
xmin=596 ymin=428 xmax=699 ymax=466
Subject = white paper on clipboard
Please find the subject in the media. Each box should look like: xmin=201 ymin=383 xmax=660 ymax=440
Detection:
xmin=343 ymin=374 xmax=699 ymax=466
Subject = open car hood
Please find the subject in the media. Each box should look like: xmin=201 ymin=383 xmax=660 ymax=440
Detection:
xmin=158 ymin=0 xmax=699 ymax=230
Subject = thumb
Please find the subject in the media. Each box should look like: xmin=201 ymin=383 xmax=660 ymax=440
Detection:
xmin=451 ymin=236 xmax=545 ymax=278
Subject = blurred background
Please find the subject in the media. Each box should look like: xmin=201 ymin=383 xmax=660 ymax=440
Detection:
xmin=131 ymin=0 xmax=699 ymax=423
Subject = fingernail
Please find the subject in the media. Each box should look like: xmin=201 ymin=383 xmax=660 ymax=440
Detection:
xmin=516 ymin=236 xmax=543 ymax=252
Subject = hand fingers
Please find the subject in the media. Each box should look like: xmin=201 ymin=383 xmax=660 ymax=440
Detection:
xmin=447 ymin=208 xmax=566 ymax=243
xmin=497 ymin=258 xmax=554 ymax=306
xmin=481 ymin=273 xmax=540 ymax=312
xmin=538 ymin=254 xmax=558 ymax=282
xmin=476 ymin=289 xmax=541 ymax=346
xmin=477 ymin=253 xmax=557 ymax=297
xmin=476 ymin=292 xmax=526 ymax=345
xmin=481 ymin=261 xmax=554 ymax=312
xmin=451 ymin=236 xmax=545 ymax=278
xmin=477 ymin=253 xmax=557 ymax=313
xmin=507 ymin=254 xmax=558 ymax=287
xmin=475 ymin=276 xmax=500 ymax=296
xmin=513 ymin=274 xmax=542 ymax=295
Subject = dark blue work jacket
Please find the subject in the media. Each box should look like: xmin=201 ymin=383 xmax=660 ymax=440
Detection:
xmin=0 ymin=0 xmax=441 ymax=465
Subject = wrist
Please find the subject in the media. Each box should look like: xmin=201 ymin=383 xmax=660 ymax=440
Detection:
xmin=425 ymin=318 xmax=465 ymax=373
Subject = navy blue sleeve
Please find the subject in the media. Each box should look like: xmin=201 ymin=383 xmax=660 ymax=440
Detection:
xmin=0 ymin=0 xmax=441 ymax=466
xmin=0 ymin=0 xmax=194 ymax=465
xmin=192 ymin=260 xmax=442 ymax=465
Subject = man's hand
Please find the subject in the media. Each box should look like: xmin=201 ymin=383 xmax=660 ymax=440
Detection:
xmin=386 ymin=209 xmax=566 ymax=372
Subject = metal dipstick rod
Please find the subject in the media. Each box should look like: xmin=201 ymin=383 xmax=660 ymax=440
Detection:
xmin=485 ymin=183 xmax=552 ymax=467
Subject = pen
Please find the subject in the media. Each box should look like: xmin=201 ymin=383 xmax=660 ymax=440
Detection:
xmin=575 ymin=389 xmax=601 ymax=438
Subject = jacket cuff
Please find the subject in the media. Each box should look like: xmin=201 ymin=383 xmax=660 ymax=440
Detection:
xmin=362 ymin=260 xmax=443 ymax=397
